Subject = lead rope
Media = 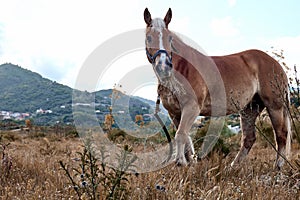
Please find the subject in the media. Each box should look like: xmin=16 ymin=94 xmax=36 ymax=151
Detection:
xmin=153 ymin=94 xmax=175 ymax=192
xmin=153 ymin=95 xmax=173 ymax=164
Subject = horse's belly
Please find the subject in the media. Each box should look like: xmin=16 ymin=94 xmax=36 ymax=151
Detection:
xmin=200 ymin=86 xmax=256 ymax=116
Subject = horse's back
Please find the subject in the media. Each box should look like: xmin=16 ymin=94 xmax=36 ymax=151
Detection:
xmin=211 ymin=49 xmax=287 ymax=90
xmin=211 ymin=49 xmax=283 ymax=74
xmin=209 ymin=49 xmax=288 ymax=112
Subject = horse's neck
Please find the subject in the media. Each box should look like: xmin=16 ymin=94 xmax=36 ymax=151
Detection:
xmin=159 ymin=32 xmax=208 ymax=99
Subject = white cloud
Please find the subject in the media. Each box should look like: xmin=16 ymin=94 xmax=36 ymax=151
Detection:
xmin=210 ymin=16 xmax=240 ymax=37
xmin=228 ymin=0 xmax=237 ymax=7
xmin=0 ymin=0 xmax=142 ymax=88
xmin=267 ymin=35 xmax=300 ymax=68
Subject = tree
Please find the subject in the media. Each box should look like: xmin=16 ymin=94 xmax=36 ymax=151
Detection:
xmin=104 ymin=113 xmax=114 ymax=131
xmin=135 ymin=115 xmax=144 ymax=127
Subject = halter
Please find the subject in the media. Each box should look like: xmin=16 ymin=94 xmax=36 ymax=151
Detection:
xmin=146 ymin=48 xmax=173 ymax=67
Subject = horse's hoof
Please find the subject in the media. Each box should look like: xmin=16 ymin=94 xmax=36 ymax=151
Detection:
xmin=175 ymin=158 xmax=187 ymax=166
xmin=273 ymin=162 xmax=283 ymax=171
xmin=185 ymin=156 xmax=196 ymax=166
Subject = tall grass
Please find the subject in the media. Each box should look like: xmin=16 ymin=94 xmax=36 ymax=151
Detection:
xmin=1 ymin=128 xmax=299 ymax=199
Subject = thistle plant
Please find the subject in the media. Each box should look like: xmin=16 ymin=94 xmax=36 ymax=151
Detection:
xmin=103 ymin=144 xmax=137 ymax=199
xmin=59 ymin=137 xmax=136 ymax=199
xmin=59 ymin=138 xmax=101 ymax=199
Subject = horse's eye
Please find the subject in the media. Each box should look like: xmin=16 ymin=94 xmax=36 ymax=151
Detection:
xmin=147 ymin=36 xmax=152 ymax=43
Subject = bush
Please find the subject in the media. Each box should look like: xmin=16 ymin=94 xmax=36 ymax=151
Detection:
xmin=0 ymin=131 xmax=20 ymax=142
xmin=107 ymin=129 xmax=126 ymax=142
xmin=193 ymin=121 xmax=234 ymax=158
xmin=255 ymin=120 xmax=275 ymax=148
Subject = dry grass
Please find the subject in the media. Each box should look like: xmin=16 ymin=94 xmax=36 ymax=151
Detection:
xmin=0 ymin=130 xmax=83 ymax=199
xmin=129 ymin=147 xmax=300 ymax=199
xmin=1 ymin=130 xmax=300 ymax=199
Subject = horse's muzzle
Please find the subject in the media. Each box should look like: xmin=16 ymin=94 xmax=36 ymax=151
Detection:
xmin=155 ymin=62 xmax=172 ymax=79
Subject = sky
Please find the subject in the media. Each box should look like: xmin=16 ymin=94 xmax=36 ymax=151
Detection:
xmin=0 ymin=0 xmax=299 ymax=101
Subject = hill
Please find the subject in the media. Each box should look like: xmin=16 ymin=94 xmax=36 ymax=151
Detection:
xmin=0 ymin=63 xmax=73 ymax=113
xmin=0 ymin=63 xmax=154 ymax=126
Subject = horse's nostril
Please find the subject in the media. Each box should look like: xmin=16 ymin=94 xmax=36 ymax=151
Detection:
xmin=155 ymin=65 xmax=162 ymax=72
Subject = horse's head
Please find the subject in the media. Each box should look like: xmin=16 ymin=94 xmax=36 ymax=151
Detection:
xmin=144 ymin=8 xmax=173 ymax=82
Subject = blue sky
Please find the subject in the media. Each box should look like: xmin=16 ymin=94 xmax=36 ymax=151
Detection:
xmin=0 ymin=0 xmax=299 ymax=100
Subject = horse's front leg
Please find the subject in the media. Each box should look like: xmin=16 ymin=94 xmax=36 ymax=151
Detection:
xmin=175 ymin=102 xmax=200 ymax=166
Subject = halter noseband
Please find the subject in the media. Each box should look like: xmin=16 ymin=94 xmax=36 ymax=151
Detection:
xmin=146 ymin=48 xmax=173 ymax=67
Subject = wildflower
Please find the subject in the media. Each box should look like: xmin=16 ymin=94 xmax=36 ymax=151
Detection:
xmin=80 ymin=173 xmax=85 ymax=179
xmin=155 ymin=184 xmax=166 ymax=192
xmin=81 ymin=181 xmax=87 ymax=187
xmin=73 ymin=185 xmax=79 ymax=191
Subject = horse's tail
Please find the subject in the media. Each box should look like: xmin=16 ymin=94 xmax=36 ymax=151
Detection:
xmin=285 ymin=86 xmax=292 ymax=159
xmin=285 ymin=112 xmax=292 ymax=158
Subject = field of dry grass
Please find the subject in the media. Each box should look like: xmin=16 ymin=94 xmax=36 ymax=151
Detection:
xmin=1 ymin=128 xmax=300 ymax=199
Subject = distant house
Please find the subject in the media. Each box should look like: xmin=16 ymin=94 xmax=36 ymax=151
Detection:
xmin=11 ymin=112 xmax=21 ymax=118
xmin=45 ymin=110 xmax=53 ymax=114
xmin=0 ymin=111 xmax=12 ymax=120
xmin=2 ymin=115 xmax=11 ymax=120
xmin=18 ymin=113 xmax=30 ymax=120
xmin=22 ymin=113 xmax=30 ymax=117
xmin=143 ymin=114 xmax=153 ymax=122
xmin=36 ymin=108 xmax=53 ymax=114
xmin=227 ymin=124 xmax=241 ymax=134
xmin=0 ymin=111 xmax=30 ymax=121
xmin=74 ymin=103 xmax=92 ymax=106
xmin=141 ymin=106 xmax=148 ymax=110
xmin=36 ymin=108 xmax=44 ymax=114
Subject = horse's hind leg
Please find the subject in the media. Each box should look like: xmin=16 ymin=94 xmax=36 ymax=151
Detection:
xmin=231 ymin=102 xmax=264 ymax=168
xmin=268 ymin=107 xmax=291 ymax=170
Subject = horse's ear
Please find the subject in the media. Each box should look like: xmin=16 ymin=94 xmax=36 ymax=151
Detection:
xmin=164 ymin=8 xmax=172 ymax=28
xmin=144 ymin=8 xmax=152 ymax=27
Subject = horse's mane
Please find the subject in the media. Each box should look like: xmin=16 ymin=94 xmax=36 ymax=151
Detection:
xmin=151 ymin=18 xmax=166 ymax=31
xmin=170 ymin=31 xmax=207 ymax=60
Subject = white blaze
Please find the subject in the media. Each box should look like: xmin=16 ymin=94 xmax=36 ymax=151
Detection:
xmin=158 ymin=30 xmax=167 ymax=64
xmin=159 ymin=31 xmax=165 ymax=50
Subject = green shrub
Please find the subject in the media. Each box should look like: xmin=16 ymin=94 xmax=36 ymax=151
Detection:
xmin=0 ymin=131 xmax=20 ymax=142
xmin=107 ymin=129 xmax=126 ymax=142
xmin=193 ymin=121 xmax=234 ymax=158
xmin=256 ymin=121 xmax=275 ymax=148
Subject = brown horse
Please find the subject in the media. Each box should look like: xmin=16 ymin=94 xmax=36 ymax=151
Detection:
xmin=144 ymin=8 xmax=291 ymax=169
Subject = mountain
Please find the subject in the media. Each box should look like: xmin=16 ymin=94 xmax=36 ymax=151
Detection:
xmin=0 ymin=63 xmax=73 ymax=113
xmin=0 ymin=63 xmax=154 ymax=125
xmin=0 ymin=63 xmax=74 ymax=125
